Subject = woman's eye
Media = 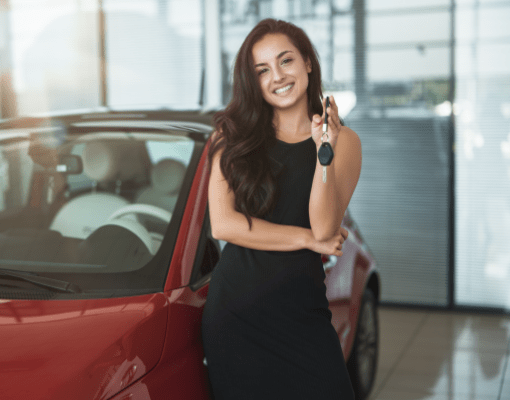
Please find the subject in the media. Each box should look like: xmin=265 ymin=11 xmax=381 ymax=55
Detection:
xmin=282 ymin=58 xmax=293 ymax=65
xmin=258 ymin=69 xmax=268 ymax=76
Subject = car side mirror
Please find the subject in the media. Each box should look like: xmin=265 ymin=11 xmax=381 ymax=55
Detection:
xmin=56 ymin=155 xmax=83 ymax=175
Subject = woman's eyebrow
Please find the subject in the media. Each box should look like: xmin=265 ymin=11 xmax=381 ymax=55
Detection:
xmin=254 ymin=50 xmax=293 ymax=68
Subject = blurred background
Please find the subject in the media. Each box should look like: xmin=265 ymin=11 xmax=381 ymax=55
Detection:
xmin=1 ymin=0 xmax=509 ymax=313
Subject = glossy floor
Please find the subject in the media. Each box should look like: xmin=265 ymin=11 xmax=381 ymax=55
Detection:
xmin=367 ymin=307 xmax=510 ymax=400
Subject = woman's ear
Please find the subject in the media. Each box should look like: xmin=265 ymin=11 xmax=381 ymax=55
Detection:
xmin=306 ymin=59 xmax=312 ymax=73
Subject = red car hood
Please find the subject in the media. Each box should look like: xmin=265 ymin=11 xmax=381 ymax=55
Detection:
xmin=0 ymin=293 xmax=168 ymax=400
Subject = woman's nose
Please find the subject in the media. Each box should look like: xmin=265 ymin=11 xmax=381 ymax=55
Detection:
xmin=272 ymin=66 xmax=285 ymax=82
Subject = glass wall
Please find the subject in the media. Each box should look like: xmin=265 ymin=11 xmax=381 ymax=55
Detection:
xmin=2 ymin=0 xmax=203 ymax=116
xmin=7 ymin=0 xmax=101 ymax=115
xmin=349 ymin=1 xmax=452 ymax=305
xmin=104 ymin=0 xmax=203 ymax=109
xmin=454 ymin=0 xmax=510 ymax=309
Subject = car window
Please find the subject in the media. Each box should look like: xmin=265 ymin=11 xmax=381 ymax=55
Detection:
xmin=0 ymin=127 xmax=196 ymax=297
xmin=146 ymin=140 xmax=193 ymax=165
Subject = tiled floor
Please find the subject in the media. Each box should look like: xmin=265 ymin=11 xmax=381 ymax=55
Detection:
xmin=367 ymin=307 xmax=510 ymax=400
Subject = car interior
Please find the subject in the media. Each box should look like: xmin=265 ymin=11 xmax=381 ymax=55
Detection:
xmin=0 ymin=130 xmax=194 ymax=278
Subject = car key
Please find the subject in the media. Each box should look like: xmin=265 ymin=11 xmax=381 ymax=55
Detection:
xmin=318 ymin=142 xmax=334 ymax=183
xmin=318 ymin=96 xmax=334 ymax=183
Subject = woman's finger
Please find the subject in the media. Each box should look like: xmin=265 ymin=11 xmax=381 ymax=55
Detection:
xmin=330 ymin=96 xmax=341 ymax=126
xmin=329 ymin=111 xmax=338 ymax=128
xmin=312 ymin=114 xmax=322 ymax=128
xmin=326 ymin=103 xmax=339 ymax=124
xmin=328 ymin=96 xmax=336 ymax=115
xmin=328 ymin=112 xmax=338 ymax=131
xmin=328 ymin=98 xmax=334 ymax=114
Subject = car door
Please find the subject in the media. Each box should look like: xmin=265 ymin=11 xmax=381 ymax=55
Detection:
xmin=324 ymin=222 xmax=356 ymax=352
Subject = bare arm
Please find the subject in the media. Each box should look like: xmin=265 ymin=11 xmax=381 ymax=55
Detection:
xmin=309 ymin=125 xmax=362 ymax=241
xmin=208 ymin=135 xmax=314 ymax=251
xmin=212 ymin=211 xmax=314 ymax=252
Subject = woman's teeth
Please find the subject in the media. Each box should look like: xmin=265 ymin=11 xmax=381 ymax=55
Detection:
xmin=275 ymin=84 xmax=293 ymax=94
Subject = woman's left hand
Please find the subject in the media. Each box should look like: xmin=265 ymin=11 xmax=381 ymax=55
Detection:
xmin=311 ymin=95 xmax=342 ymax=150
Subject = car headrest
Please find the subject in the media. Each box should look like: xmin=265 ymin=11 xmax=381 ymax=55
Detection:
xmin=151 ymin=159 xmax=187 ymax=194
xmin=82 ymin=141 xmax=138 ymax=182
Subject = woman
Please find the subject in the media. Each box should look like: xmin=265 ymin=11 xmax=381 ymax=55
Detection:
xmin=202 ymin=18 xmax=361 ymax=399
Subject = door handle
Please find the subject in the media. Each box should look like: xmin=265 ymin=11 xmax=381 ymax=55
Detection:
xmin=323 ymin=255 xmax=337 ymax=272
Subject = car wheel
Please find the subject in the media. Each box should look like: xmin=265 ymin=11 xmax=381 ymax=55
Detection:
xmin=347 ymin=288 xmax=378 ymax=400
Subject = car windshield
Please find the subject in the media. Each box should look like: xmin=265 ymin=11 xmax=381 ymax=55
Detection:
xmin=0 ymin=124 xmax=196 ymax=298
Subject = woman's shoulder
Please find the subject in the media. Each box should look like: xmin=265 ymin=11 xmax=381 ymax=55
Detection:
xmin=337 ymin=125 xmax=361 ymax=151
xmin=208 ymin=129 xmax=228 ymax=165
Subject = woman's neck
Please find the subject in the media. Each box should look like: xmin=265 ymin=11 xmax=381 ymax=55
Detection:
xmin=273 ymin=104 xmax=311 ymax=140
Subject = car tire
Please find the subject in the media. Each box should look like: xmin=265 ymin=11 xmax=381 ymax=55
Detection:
xmin=347 ymin=288 xmax=378 ymax=400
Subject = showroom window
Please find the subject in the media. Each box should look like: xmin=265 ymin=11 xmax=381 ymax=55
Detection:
xmin=103 ymin=0 xmax=203 ymax=109
xmin=2 ymin=0 xmax=203 ymax=115
xmin=6 ymin=0 xmax=101 ymax=115
xmin=345 ymin=3 xmax=451 ymax=306
xmin=454 ymin=0 xmax=510 ymax=310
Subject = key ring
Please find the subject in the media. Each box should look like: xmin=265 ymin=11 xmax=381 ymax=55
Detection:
xmin=321 ymin=132 xmax=329 ymax=143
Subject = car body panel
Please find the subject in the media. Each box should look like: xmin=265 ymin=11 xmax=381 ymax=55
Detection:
xmin=324 ymin=227 xmax=355 ymax=353
xmin=118 ymin=285 xmax=211 ymax=400
xmin=325 ymin=222 xmax=378 ymax=358
xmin=344 ymin=252 xmax=376 ymax=360
xmin=0 ymin=294 xmax=168 ymax=400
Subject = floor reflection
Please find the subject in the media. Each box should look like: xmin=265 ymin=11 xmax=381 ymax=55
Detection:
xmin=368 ymin=307 xmax=510 ymax=400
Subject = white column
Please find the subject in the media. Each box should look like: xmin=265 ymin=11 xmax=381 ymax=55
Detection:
xmin=203 ymin=0 xmax=222 ymax=110
xmin=0 ymin=0 xmax=17 ymax=118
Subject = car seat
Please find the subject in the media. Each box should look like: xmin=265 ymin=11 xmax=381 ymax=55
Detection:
xmin=135 ymin=158 xmax=187 ymax=213
xmin=50 ymin=141 xmax=138 ymax=239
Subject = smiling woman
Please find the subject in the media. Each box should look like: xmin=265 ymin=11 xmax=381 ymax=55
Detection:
xmin=207 ymin=19 xmax=325 ymax=231
xmin=202 ymin=18 xmax=358 ymax=400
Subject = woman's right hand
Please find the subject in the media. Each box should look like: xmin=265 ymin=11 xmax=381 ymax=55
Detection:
xmin=305 ymin=230 xmax=345 ymax=257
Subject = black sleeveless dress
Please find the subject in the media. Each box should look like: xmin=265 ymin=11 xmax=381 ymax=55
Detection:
xmin=201 ymin=135 xmax=355 ymax=400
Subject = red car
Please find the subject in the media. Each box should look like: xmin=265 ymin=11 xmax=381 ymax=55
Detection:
xmin=0 ymin=110 xmax=380 ymax=400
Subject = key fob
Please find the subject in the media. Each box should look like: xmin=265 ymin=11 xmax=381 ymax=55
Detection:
xmin=318 ymin=142 xmax=334 ymax=166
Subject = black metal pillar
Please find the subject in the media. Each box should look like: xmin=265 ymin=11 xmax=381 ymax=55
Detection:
xmin=447 ymin=0 xmax=456 ymax=309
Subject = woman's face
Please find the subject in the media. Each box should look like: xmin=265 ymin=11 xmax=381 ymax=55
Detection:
xmin=252 ymin=33 xmax=311 ymax=112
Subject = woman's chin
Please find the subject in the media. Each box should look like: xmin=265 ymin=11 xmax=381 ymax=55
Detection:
xmin=270 ymin=95 xmax=307 ymax=111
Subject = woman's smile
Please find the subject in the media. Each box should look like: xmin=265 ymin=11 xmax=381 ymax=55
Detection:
xmin=274 ymin=83 xmax=294 ymax=94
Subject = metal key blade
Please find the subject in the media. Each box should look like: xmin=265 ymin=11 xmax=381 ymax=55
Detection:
xmin=323 ymin=166 xmax=327 ymax=183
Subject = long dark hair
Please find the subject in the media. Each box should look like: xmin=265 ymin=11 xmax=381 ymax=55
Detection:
xmin=207 ymin=18 xmax=324 ymax=230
